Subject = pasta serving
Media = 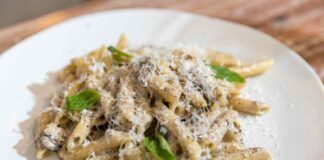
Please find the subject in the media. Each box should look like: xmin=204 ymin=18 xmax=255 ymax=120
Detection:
xmin=35 ymin=35 xmax=273 ymax=160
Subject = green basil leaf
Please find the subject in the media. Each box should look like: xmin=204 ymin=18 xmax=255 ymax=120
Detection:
xmin=108 ymin=46 xmax=133 ymax=62
xmin=143 ymin=133 xmax=176 ymax=160
xmin=210 ymin=65 xmax=245 ymax=83
xmin=66 ymin=89 xmax=100 ymax=111
xmin=143 ymin=137 xmax=160 ymax=158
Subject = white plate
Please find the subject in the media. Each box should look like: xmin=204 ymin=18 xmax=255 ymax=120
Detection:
xmin=0 ymin=9 xmax=323 ymax=160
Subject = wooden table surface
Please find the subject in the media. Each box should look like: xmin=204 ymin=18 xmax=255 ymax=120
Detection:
xmin=0 ymin=0 xmax=323 ymax=81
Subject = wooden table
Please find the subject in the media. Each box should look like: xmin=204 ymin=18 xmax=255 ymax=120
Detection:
xmin=0 ymin=0 xmax=323 ymax=81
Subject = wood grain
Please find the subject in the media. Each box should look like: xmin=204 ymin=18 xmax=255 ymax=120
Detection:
xmin=0 ymin=0 xmax=323 ymax=81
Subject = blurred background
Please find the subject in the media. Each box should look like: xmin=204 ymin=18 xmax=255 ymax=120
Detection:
xmin=0 ymin=0 xmax=84 ymax=29
xmin=0 ymin=0 xmax=323 ymax=81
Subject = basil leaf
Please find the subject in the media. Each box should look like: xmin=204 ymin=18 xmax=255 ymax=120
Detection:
xmin=108 ymin=46 xmax=133 ymax=62
xmin=210 ymin=65 xmax=245 ymax=83
xmin=66 ymin=89 xmax=100 ymax=111
xmin=143 ymin=137 xmax=160 ymax=158
xmin=143 ymin=133 xmax=176 ymax=160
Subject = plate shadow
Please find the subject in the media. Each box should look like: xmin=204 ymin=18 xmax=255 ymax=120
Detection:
xmin=14 ymin=71 xmax=60 ymax=160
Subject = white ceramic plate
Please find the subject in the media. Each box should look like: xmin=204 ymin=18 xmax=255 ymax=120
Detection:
xmin=0 ymin=9 xmax=323 ymax=160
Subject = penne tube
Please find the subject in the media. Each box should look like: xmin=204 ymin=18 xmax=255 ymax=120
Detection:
xmin=59 ymin=130 xmax=130 ymax=160
xmin=201 ymin=110 xmax=238 ymax=148
xmin=115 ymin=77 xmax=136 ymax=123
xmin=116 ymin=34 xmax=128 ymax=50
xmin=222 ymin=147 xmax=272 ymax=160
xmin=86 ymin=154 xmax=116 ymax=160
xmin=216 ymin=142 xmax=243 ymax=154
xmin=207 ymin=49 xmax=242 ymax=67
xmin=149 ymin=75 xmax=182 ymax=103
xmin=35 ymin=110 xmax=55 ymax=159
xmin=229 ymin=97 xmax=269 ymax=115
xmin=223 ymin=125 xmax=243 ymax=143
xmin=230 ymin=59 xmax=273 ymax=78
xmin=35 ymin=37 xmax=274 ymax=159
xmin=67 ymin=110 xmax=93 ymax=152
xmin=120 ymin=143 xmax=143 ymax=160
xmin=154 ymin=100 xmax=201 ymax=160
xmin=60 ymin=63 xmax=76 ymax=83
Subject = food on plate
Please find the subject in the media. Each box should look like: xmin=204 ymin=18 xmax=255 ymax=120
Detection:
xmin=35 ymin=35 xmax=273 ymax=160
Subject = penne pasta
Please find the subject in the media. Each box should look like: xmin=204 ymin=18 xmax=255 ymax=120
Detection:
xmin=35 ymin=110 xmax=55 ymax=159
xmin=222 ymin=147 xmax=272 ymax=160
xmin=119 ymin=143 xmax=143 ymax=160
xmin=86 ymin=154 xmax=116 ymax=160
xmin=201 ymin=110 xmax=238 ymax=148
xmin=230 ymin=97 xmax=270 ymax=115
xmin=59 ymin=130 xmax=130 ymax=160
xmin=207 ymin=49 xmax=242 ymax=67
xmin=230 ymin=59 xmax=273 ymax=78
xmin=35 ymin=35 xmax=273 ymax=160
xmin=116 ymin=34 xmax=128 ymax=50
xmin=154 ymin=100 xmax=202 ymax=160
xmin=217 ymin=142 xmax=243 ymax=154
xmin=223 ymin=124 xmax=243 ymax=143
xmin=67 ymin=110 xmax=93 ymax=152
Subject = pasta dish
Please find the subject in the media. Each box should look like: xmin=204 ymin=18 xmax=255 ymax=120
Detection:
xmin=35 ymin=35 xmax=273 ymax=160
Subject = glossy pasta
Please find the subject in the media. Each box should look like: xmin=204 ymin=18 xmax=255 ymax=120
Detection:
xmin=35 ymin=35 xmax=273 ymax=160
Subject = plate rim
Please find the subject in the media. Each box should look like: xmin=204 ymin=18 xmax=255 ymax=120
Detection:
xmin=0 ymin=8 xmax=323 ymax=91
xmin=0 ymin=8 xmax=323 ymax=159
